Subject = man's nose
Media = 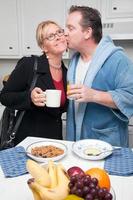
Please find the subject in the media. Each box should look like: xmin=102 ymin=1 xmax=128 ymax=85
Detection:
xmin=64 ymin=29 xmax=68 ymax=36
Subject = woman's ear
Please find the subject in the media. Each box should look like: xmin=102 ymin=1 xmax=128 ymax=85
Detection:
xmin=43 ymin=49 xmax=49 ymax=59
xmin=41 ymin=44 xmax=47 ymax=52
xmin=41 ymin=45 xmax=49 ymax=58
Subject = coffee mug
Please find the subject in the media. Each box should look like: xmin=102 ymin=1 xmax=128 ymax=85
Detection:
xmin=44 ymin=89 xmax=61 ymax=107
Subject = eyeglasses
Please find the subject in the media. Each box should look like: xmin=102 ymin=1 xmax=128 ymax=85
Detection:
xmin=44 ymin=29 xmax=65 ymax=41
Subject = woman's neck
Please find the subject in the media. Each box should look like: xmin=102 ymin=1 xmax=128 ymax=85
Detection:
xmin=48 ymin=57 xmax=62 ymax=69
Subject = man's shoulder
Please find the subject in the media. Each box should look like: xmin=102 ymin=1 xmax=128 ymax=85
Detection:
xmin=109 ymin=49 xmax=129 ymax=62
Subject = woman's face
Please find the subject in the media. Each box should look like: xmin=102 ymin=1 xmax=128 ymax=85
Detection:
xmin=41 ymin=24 xmax=67 ymax=55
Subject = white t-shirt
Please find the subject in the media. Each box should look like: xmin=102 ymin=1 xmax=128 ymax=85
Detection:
xmin=75 ymin=56 xmax=91 ymax=120
xmin=75 ymin=56 xmax=91 ymax=84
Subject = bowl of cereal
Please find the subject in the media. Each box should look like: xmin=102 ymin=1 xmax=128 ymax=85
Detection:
xmin=26 ymin=140 xmax=68 ymax=163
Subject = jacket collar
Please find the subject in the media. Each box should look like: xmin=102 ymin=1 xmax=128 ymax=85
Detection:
xmin=36 ymin=54 xmax=49 ymax=73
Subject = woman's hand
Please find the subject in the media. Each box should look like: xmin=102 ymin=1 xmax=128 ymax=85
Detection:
xmin=31 ymin=87 xmax=46 ymax=107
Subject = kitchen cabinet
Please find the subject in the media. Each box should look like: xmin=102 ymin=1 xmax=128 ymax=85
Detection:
xmin=20 ymin=0 xmax=68 ymax=58
xmin=102 ymin=0 xmax=133 ymax=19
xmin=0 ymin=0 xmax=68 ymax=59
xmin=66 ymin=0 xmax=101 ymax=12
xmin=0 ymin=0 xmax=20 ymax=58
xmin=0 ymin=0 xmax=133 ymax=59
xmin=102 ymin=0 xmax=133 ymax=39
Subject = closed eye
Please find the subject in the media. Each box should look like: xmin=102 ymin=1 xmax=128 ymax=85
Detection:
xmin=67 ymin=25 xmax=75 ymax=31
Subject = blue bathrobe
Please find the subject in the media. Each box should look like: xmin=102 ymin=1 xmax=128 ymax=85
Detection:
xmin=66 ymin=36 xmax=133 ymax=147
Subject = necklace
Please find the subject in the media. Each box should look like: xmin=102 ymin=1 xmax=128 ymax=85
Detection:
xmin=49 ymin=62 xmax=62 ymax=70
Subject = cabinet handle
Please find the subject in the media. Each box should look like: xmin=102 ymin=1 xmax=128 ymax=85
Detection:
xmin=113 ymin=7 xmax=117 ymax=10
xmin=9 ymin=47 xmax=13 ymax=49
xmin=27 ymin=46 xmax=30 ymax=49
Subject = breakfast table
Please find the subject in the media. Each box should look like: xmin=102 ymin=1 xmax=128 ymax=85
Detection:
xmin=0 ymin=136 xmax=133 ymax=200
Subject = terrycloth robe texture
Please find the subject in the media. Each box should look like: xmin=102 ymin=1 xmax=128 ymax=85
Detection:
xmin=66 ymin=36 xmax=133 ymax=147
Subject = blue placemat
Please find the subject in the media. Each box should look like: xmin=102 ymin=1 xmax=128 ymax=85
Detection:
xmin=104 ymin=148 xmax=133 ymax=176
xmin=0 ymin=146 xmax=28 ymax=177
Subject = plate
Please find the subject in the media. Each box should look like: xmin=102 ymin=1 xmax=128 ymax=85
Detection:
xmin=72 ymin=139 xmax=113 ymax=160
xmin=26 ymin=140 xmax=68 ymax=163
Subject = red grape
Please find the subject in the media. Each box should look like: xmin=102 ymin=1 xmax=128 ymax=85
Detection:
xmin=76 ymin=181 xmax=84 ymax=189
xmin=104 ymin=192 xmax=113 ymax=200
xmin=82 ymin=186 xmax=90 ymax=196
xmin=91 ymin=177 xmax=98 ymax=186
xmin=98 ymin=188 xmax=106 ymax=198
xmin=76 ymin=188 xmax=83 ymax=197
xmin=85 ymin=193 xmax=93 ymax=200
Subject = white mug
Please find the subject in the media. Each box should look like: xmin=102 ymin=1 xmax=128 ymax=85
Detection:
xmin=44 ymin=89 xmax=61 ymax=107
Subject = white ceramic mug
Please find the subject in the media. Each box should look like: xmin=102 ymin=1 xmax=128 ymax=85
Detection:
xmin=44 ymin=89 xmax=61 ymax=107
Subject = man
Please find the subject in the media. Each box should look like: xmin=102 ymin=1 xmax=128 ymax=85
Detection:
xmin=65 ymin=5 xmax=133 ymax=147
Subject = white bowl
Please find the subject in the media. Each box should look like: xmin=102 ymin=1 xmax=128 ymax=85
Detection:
xmin=26 ymin=140 xmax=68 ymax=163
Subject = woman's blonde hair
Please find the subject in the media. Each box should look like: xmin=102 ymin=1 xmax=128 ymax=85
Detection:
xmin=36 ymin=20 xmax=59 ymax=48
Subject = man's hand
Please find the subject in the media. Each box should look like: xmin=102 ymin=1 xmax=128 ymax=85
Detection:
xmin=67 ymin=84 xmax=93 ymax=102
xmin=67 ymin=84 xmax=117 ymax=108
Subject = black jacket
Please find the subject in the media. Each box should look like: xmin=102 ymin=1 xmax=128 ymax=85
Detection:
xmin=0 ymin=54 xmax=67 ymax=144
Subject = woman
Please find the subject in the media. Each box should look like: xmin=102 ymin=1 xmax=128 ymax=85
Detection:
xmin=0 ymin=20 xmax=67 ymax=145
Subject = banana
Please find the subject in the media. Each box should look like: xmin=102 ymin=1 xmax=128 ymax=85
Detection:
xmin=47 ymin=160 xmax=57 ymax=188
xmin=26 ymin=159 xmax=51 ymax=187
xmin=28 ymin=163 xmax=70 ymax=200
xmin=27 ymin=178 xmax=42 ymax=200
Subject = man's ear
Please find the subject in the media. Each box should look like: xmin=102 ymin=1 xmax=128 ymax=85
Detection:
xmin=84 ymin=27 xmax=92 ymax=39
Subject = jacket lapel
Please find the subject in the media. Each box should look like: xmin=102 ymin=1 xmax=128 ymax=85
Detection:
xmin=37 ymin=55 xmax=55 ymax=90
xmin=36 ymin=54 xmax=67 ymax=117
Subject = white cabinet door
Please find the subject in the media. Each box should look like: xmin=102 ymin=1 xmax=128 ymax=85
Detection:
xmin=102 ymin=0 xmax=133 ymax=39
xmin=20 ymin=0 xmax=67 ymax=57
xmin=66 ymin=0 xmax=101 ymax=12
xmin=0 ymin=0 xmax=20 ymax=58
xmin=102 ymin=0 xmax=133 ymax=19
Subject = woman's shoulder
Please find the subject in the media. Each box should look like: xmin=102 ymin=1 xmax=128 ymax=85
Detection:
xmin=15 ymin=55 xmax=43 ymax=74
xmin=16 ymin=55 xmax=37 ymax=67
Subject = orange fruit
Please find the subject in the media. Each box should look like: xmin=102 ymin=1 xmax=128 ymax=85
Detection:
xmin=86 ymin=168 xmax=111 ymax=190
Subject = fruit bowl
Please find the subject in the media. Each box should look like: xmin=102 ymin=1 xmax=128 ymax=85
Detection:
xmin=27 ymin=160 xmax=116 ymax=200
xmin=110 ymin=187 xmax=116 ymax=200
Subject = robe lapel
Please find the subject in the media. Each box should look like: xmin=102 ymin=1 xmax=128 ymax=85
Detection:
xmin=67 ymin=36 xmax=123 ymax=141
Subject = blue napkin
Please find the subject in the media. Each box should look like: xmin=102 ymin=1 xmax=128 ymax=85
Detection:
xmin=104 ymin=148 xmax=133 ymax=176
xmin=0 ymin=146 xmax=28 ymax=177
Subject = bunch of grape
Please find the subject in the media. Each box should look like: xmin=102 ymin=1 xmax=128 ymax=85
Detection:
xmin=68 ymin=174 xmax=113 ymax=200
